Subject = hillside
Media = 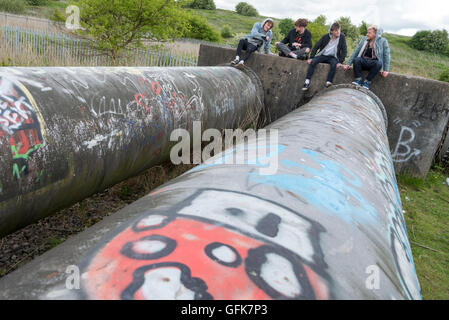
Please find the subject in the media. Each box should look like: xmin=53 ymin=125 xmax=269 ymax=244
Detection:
xmin=193 ymin=9 xmax=449 ymax=81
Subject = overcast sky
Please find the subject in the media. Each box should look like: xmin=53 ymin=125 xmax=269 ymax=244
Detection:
xmin=214 ymin=0 xmax=449 ymax=36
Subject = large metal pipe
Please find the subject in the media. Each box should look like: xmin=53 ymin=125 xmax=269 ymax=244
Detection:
xmin=0 ymin=84 xmax=421 ymax=300
xmin=0 ymin=66 xmax=263 ymax=237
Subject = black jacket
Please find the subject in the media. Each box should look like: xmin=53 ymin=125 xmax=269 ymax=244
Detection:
xmin=281 ymin=28 xmax=313 ymax=51
xmin=310 ymin=33 xmax=348 ymax=64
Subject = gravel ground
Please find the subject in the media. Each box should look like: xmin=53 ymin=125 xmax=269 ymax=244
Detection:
xmin=0 ymin=163 xmax=195 ymax=279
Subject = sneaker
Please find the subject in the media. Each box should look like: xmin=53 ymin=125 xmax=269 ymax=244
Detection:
xmin=362 ymin=80 xmax=370 ymax=90
xmin=231 ymin=58 xmax=239 ymax=65
xmin=325 ymin=81 xmax=332 ymax=88
xmin=352 ymin=79 xmax=362 ymax=86
xmin=235 ymin=61 xmax=245 ymax=70
xmin=302 ymin=82 xmax=310 ymax=91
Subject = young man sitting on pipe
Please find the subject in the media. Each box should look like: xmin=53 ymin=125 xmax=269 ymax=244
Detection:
xmin=231 ymin=18 xmax=274 ymax=69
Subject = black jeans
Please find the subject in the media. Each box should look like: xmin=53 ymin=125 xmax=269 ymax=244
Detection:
xmin=236 ymin=39 xmax=258 ymax=62
xmin=353 ymin=57 xmax=383 ymax=81
xmin=306 ymin=55 xmax=339 ymax=82
xmin=276 ymin=42 xmax=309 ymax=59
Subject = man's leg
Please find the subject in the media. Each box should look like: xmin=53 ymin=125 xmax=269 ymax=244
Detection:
xmin=353 ymin=57 xmax=363 ymax=81
xmin=365 ymin=60 xmax=383 ymax=82
xmin=326 ymin=57 xmax=339 ymax=83
xmin=295 ymin=47 xmax=309 ymax=60
xmin=351 ymin=57 xmax=364 ymax=85
xmin=303 ymin=55 xmax=327 ymax=90
xmin=236 ymin=39 xmax=248 ymax=59
xmin=241 ymin=43 xmax=258 ymax=62
xmin=276 ymin=42 xmax=293 ymax=57
xmin=306 ymin=55 xmax=326 ymax=80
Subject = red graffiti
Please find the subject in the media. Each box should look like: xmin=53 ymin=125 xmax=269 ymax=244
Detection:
xmin=151 ymin=82 xmax=161 ymax=96
xmin=0 ymin=77 xmax=43 ymax=180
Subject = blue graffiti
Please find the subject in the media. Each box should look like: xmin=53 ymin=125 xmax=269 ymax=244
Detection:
xmin=248 ymin=148 xmax=379 ymax=224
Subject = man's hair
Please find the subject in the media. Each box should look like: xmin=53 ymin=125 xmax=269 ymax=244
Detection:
xmin=294 ymin=18 xmax=309 ymax=27
xmin=367 ymin=25 xmax=378 ymax=34
xmin=330 ymin=22 xmax=340 ymax=31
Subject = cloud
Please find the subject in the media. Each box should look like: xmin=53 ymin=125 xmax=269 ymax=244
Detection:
xmin=214 ymin=0 xmax=449 ymax=36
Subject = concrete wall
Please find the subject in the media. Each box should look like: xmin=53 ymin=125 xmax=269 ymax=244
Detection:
xmin=0 ymin=66 xmax=263 ymax=237
xmin=0 ymin=85 xmax=421 ymax=300
xmin=198 ymin=44 xmax=449 ymax=177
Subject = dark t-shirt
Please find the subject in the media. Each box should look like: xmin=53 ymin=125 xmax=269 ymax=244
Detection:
xmin=281 ymin=28 xmax=313 ymax=51
xmin=362 ymin=43 xmax=377 ymax=60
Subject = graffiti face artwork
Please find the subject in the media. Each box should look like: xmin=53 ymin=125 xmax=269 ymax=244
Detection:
xmin=0 ymin=77 xmax=44 ymax=181
xmin=80 ymin=189 xmax=332 ymax=300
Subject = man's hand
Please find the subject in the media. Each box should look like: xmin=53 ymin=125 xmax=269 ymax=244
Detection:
xmin=337 ymin=63 xmax=342 ymax=69
xmin=292 ymin=42 xmax=301 ymax=48
xmin=266 ymin=36 xmax=270 ymax=41
xmin=307 ymin=59 xmax=312 ymax=64
xmin=381 ymin=71 xmax=389 ymax=78
xmin=305 ymin=48 xmax=310 ymax=53
xmin=275 ymin=42 xmax=280 ymax=46
xmin=343 ymin=65 xmax=351 ymax=70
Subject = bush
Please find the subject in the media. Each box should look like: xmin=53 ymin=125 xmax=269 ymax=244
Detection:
xmin=409 ymin=30 xmax=431 ymax=51
xmin=0 ymin=0 xmax=27 ymax=13
xmin=188 ymin=0 xmax=215 ymax=10
xmin=428 ymin=29 xmax=449 ymax=53
xmin=26 ymin=0 xmax=47 ymax=5
xmin=410 ymin=29 xmax=449 ymax=53
xmin=278 ymin=18 xmax=294 ymax=37
xmin=185 ymin=14 xmax=220 ymax=42
xmin=235 ymin=2 xmax=258 ymax=17
xmin=221 ymin=25 xmax=233 ymax=38
xmin=439 ymin=69 xmax=449 ymax=83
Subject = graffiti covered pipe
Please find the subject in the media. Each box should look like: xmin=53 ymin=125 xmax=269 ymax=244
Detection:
xmin=0 ymin=66 xmax=264 ymax=237
xmin=0 ymin=84 xmax=421 ymax=300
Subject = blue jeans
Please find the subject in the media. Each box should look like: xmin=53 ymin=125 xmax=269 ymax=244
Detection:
xmin=306 ymin=55 xmax=338 ymax=83
xmin=353 ymin=57 xmax=383 ymax=82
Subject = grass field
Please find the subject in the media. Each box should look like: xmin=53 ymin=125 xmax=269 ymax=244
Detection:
xmin=398 ymin=166 xmax=449 ymax=299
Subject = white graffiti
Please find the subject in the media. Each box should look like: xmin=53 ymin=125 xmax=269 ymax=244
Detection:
xmin=392 ymin=125 xmax=421 ymax=163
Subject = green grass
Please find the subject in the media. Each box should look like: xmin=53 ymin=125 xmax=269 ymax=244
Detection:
xmin=398 ymin=167 xmax=449 ymax=299
xmin=27 ymin=0 xmax=69 ymax=17
xmin=385 ymin=33 xmax=449 ymax=80
xmin=192 ymin=8 xmax=278 ymax=35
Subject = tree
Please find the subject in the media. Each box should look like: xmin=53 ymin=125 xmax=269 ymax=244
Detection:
xmin=307 ymin=22 xmax=328 ymax=46
xmin=410 ymin=29 xmax=449 ymax=53
xmin=188 ymin=0 xmax=216 ymax=10
xmin=72 ymin=0 xmax=190 ymax=64
xmin=359 ymin=21 xmax=369 ymax=35
xmin=313 ymin=14 xmax=326 ymax=26
xmin=235 ymin=2 xmax=258 ymax=17
xmin=278 ymin=18 xmax=294 ymax=37
xmin=336 ymin=16 xmax=359 ymax=41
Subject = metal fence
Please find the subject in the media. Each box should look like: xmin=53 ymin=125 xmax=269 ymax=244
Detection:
xmin=0 ymin=25 xmax=198 ymax=67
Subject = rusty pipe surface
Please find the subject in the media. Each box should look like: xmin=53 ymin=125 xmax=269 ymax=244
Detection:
xmin=0 ymin=66 xmax=264 ymax=237
xmin=0 ymin=84 xmax=421 ymax=300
